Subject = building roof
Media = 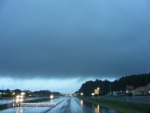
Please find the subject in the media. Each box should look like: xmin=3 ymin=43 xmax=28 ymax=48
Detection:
xmin=126 ymin=85 xmax=134 ymax=90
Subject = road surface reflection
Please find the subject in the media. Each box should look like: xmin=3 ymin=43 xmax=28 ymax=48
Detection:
xmin=94 ymin=105 xmax=100 ymax=113
xmin=1 ymin=97 xmax=122 ymax=113
xmin=16 ymin=107 xmax=23 ymax=113
xmin=80 ymin=100 xmax=83 ymax=107
xmin=80 ymin=99 xmax=121 ymax=113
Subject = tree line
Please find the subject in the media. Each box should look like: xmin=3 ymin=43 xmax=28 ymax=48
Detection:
xmin=0 ymin=89 xmax=61 ymax=97
xmin=76 ymin=73 xmax=150 ymax=96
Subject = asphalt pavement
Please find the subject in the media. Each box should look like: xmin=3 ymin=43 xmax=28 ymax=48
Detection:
xmin=0 ymin=97 xmax=121 ymax=113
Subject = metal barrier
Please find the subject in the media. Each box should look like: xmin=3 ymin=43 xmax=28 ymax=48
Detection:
xmin=13 ymin=103 xmax=56 ymax=107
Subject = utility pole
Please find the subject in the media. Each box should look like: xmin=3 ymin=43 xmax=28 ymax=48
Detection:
xmin=146 ymin=55 xmax=150 ymax=85
xmin=109 ymin=84 xmax=111 ymax=95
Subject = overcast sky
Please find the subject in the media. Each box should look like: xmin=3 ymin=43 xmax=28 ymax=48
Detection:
xmin=0 ymin=0 xmax=150 ymax=93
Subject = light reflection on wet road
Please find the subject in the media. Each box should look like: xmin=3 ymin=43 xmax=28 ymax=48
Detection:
xmin=0 ymin=97 xmax=122 ymax=113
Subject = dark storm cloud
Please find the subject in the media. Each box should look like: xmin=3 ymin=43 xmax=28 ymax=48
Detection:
xmin=0 ymin=0 xmax=150 ymax=79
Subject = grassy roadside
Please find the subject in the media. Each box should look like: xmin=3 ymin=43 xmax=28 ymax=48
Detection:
xmin=77 ymin=96 xmax=150 ymax=113
xmin=0 ymin=97 xmax=51 ymax=111
xmin=0 ymin=104 xmax=8 ymax=111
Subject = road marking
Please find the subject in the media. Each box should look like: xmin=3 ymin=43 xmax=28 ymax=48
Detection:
xmin=43 ymin=99 xmax=65 ymax=113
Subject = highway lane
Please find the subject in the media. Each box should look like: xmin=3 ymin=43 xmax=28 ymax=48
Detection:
xmin=47 ymin=97 xmax=121 ymax=113
xmin=0 ymin=97 xmax=65 ymax=113
xmin=0 ymin=97 xmax=122 ymax=113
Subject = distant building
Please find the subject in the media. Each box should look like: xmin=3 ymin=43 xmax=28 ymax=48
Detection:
xmin=112 ymin=91 xmax=119 ymax=96
xmin=130 ymin=90 xmax=136 ymax=96
xmin=0 ymin=90 xmax=3 ymax=98
xmin=126 ymin=85 xmax=135 ymax=96
xmin=126 ymin=85 xmax=134 ymax=91
xmin=135 ymin=83 xmax=150 ymax=95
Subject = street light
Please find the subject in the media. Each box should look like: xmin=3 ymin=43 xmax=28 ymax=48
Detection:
xmin=91 ymin=93 xmax=95 ymax=96
xmin=80 ymin=92 xmax=84 ymax=96
xmin=50 ymin=95 xmax=54 ymax=99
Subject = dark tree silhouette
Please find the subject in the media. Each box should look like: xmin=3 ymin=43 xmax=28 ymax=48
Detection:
xmin=77 ymin=73 xmax=150 ymax=96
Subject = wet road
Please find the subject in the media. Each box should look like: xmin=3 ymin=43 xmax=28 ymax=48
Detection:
xmin=0 ymin=97 xmax=122 ymax=113
xmin=48 ymin=97 xmax=121 ymax=113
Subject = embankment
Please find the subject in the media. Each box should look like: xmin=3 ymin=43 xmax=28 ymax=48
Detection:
xmin=77 ymin=96 xmax=150 ymax=113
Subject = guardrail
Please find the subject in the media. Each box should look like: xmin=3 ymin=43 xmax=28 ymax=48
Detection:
xmin=14 ymin=103 xmax=55 ymax=107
